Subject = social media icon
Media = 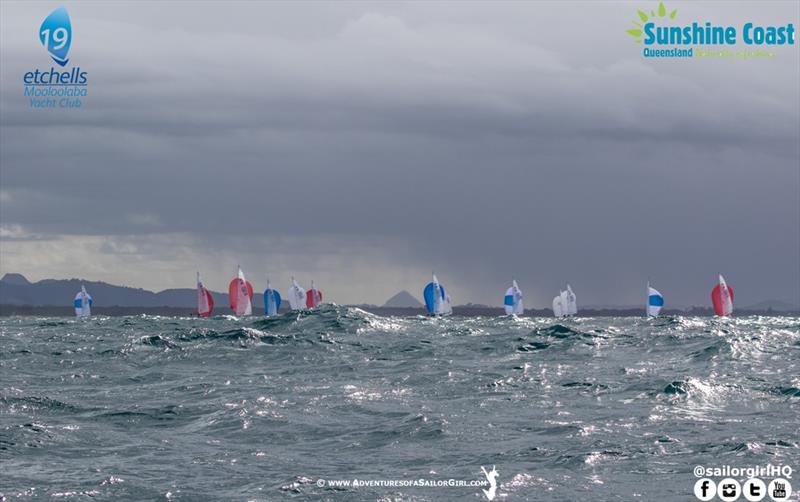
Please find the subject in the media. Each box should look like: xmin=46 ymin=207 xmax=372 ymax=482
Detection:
xmin=719 ymin=478 xmax=741 ymax=502
xmin=743 ymin=478 xmax=767 ymax=501
xmin=695 ymin=478 xmax=717 ymax=501
xmin=768 ymin=478 xmax=792 ymax=501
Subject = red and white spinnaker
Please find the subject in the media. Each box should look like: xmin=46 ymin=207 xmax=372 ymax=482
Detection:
xmin=228 ymin=266 xmax=254 ymax=316
xmin=711 ymin=274 xmax=734 ymax=316
xmin=196 ymin=272 xmax=214 ymax=317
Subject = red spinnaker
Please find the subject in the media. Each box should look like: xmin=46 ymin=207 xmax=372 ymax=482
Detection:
xmin=228 ymin=278 xmax=254 ymax=312
xmin=711 ymin=283 xmax=734 ymax=316
xmin=306 ymin=289 xmax=322 ymax=308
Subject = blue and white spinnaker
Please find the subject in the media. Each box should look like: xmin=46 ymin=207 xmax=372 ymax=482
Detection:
xmin=504 ymin=279 xmax=524 ymax=315
xmin=647 ymin=283 xmax=664 ymax=317
xmin=73 ymin=285 xmax=92 ymax=317
xmin=263 ymin=279 xmax=282 ymax=316
xmin=424 ymin=274 xmax=452 ymax=316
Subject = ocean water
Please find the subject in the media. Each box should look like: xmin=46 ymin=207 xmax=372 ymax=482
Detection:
xmin=1 ymin=306 xmax=798 ymax=501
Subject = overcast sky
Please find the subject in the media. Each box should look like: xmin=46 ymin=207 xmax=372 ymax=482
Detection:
xmin=1 ymin=1 xmax=798 ymax=307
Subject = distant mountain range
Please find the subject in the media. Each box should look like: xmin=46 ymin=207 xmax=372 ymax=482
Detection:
xmin=0 ymin=273 xmax=797 ymax=314
xmin=0 ymin=273 xmax=234 ymax=308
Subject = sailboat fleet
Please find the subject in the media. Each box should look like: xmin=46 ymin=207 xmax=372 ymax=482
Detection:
xmin=72 ymin=270 xmax=737 ymax=319
xmin=552 ymin=284 xmax=578 ymax=318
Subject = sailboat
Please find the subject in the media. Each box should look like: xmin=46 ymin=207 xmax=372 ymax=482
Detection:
xmin=306 ymin=281 xmax=323 ymax=308
xmin=552 ymin=283 xmax=577 ymax=318
xmin=552 ymin=292 xmax=564 ymax=318
xmin=287 ymin=277 xmax=306 ymax=310
xmin=646 ymin=282 xmax=663 ymax=317
xmin=424 ymin=273 xmax=452 ymax=316
xmin=263 ymin=279 xmax=281 ymax=316
xmin=711 ymin=274 xmax=734 ymax=316
xmin=443 ymin=290 xmax=453 ymax=315
xmin=565 ymin=284 xmax=577 ymax=315
xmin=196 ymin=272 xmax=214 ymax=317
xmin=228 ymin=266 xmax=253 ymax=316
xmin=73 ymin=285 xmax=92 ymax=317
xmin=504 ymin=279 xmax=524 ymax=315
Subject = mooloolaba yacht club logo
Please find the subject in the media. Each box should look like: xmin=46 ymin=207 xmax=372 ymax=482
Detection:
xmin=23 ymin=5 xmax=88 ymax=108
xmin=40 ymin=6 xmax=72 ymax=66
xmin=625 ymin=1 xmax=796 ymax=60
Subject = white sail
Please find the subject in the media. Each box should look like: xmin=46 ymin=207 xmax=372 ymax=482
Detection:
xmin=552 ymin=294 xmax=564 ymax=318
xmin=565 ymin=284 xmax=577 ymax=316
xmin=74 ymin=285 xmax=92 ymax=317
xmin=432 ymin=274 xmax=443 ymax=315
xmin=287 ymin=277 xmax=306 ymax=310
xmin=560 ymin=290 xmax=569 ymax=315
xmin=237 ymin=266 xmax=252 ymax=316
xmin=646 ymin=283 xmax=664 ymax=317
xmin=504 ymin=279 xmax=524 ymax=315
xmin=442 ymin=292 xmax=453 ymax=316
xmin=718 ymin=274 xmax=733 ymax=316
xmin=197 ymin=272 xmax=211 ymax=316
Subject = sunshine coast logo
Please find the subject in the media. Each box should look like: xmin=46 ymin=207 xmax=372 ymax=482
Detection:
xmin=23 ymin=6 xmax=88 ymax=108
xmin=625 ymin=1 xmax=796 ymax=60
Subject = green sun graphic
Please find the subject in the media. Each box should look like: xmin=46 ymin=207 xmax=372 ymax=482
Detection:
xmin=626 ymin=1 xmax=678 ymax=44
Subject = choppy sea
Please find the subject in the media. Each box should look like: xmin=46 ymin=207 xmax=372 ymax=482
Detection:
xmin=1 ymin=306 xmax=798 ymax=501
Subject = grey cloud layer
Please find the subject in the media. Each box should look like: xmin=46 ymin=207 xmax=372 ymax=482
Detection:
xmin=1 ymin=1 xmax=798 ymax=306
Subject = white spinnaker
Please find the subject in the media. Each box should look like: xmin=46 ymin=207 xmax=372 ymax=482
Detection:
xmin=236 ymin=266 xmax=253 ymax=316
xmin=287 ymin=277 xmax=306 ymax=310
xmin=565 ymin=284 xmax=577 ymax=316
xmin=552 ymin=294 xmax=564 ymax=318
xmin=718 ymin=274 xmax=733 ymax=315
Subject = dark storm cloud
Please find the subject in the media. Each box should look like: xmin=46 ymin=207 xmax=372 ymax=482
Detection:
xmin=1 ymin=1 xmax=798 ymax=307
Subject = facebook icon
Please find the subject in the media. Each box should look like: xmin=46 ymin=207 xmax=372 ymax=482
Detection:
xmin=694 ymin=478 xmax=717 ymax=501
